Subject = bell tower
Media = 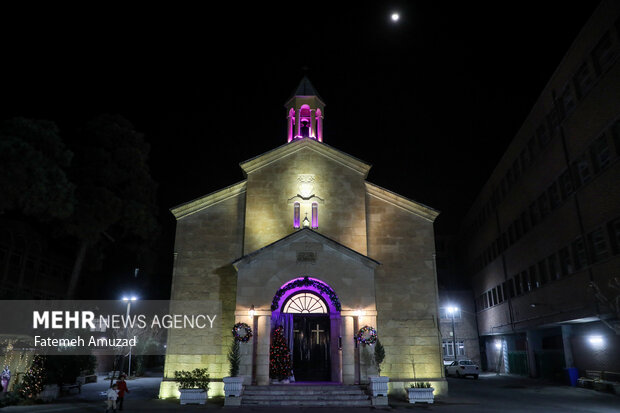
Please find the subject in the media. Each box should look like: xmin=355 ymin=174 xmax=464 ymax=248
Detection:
xmin=285 ymin=76 xmax=325 ymax=142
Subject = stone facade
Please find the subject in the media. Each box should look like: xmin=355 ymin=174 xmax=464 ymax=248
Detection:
xmin=160 ymin=81 xmax=444 ymax=398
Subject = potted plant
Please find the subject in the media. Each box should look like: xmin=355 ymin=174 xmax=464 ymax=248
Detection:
xmin=223 ymin=340 xmax=244 ymax=405
xmin=408 ymin=382 xmax=435 ymax=404
xmin=368 ymin=339 xmax=389 ymax=398
xmin=407 ymin=355 xmax=434 ymax=404
xmin=174 ymin=368 xmax=210 ymax=405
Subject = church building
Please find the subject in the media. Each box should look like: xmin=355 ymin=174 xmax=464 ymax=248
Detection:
xmin=159 ymin=77 xmax=446 ymax=399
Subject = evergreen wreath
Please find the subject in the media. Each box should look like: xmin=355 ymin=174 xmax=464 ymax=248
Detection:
xmin=356 ymin=325 xmax=377 ymax=345
xmin=271 ymin=276 xmax=341 ymax=311
xmin=232 ymin=322 xmax=253 ymax=342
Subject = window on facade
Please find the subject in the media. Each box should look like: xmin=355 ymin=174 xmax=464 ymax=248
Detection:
xmin=506 ymin=278 xmax=515 ymax=298
xmin=529 ymin=265 xmax=539 ymax=289
xmin=538 ymin=260 xmax=549 ymax=285
xmin=591 ymin=31 xmax=618 ymax=75
xmin=538 ymin=192 xmax=550 ymax=219
xmin=559 ymin=247 xmax=573 ymax=276
xmin=497 ymin=284 xmax=504 ymax=303
xmin=548 ymin=182 xmax=561 ymax=210
xmin=590 ymin=134 xmax=611 ymax=174
xmin=283 ymin=292 xmax=328 ymax=314
xmin=311 ymin=203 xmax=318 ymax=228
xmin=522 ymin=270 xmax=531 ymax=292
xmin=487 ymin=290 xmax=494 ymax=307
xmin=519 ymin=148 xmax=531 ymax=172
xmin=483 ymin=293 xmax=489 ymax=309
xmin=607 ymin=218 xmax=620 ymax=254
xmin=492 ymin=288 xmax=498 ymax=305
xmin=612 ymin=120 xmax=620 ymax=156
xmin=442 ymin=340 xmax=465 ymax=357
xmin=529 ymin=202 xmax=540 ymax=226
xmin=559 ymin=170 xmax=575 ymax=200
xmin=521 ymin=211 xmax=530 ymax=234
xmin=573 ymin=62 xmax=595 ymax=99
xmin=572 ymin=237 xmax=588 ymax=271
xmin=572 ymin=156 xmax=592 ymax=187
xmin=293 ymin=202 xmax=301 ymax=228
xmin=588 ymin=227 xmax=609 ymax=263
xmin=537 ymin=122 xmax=551 ymax=148
xmin=560 ymin=84 xmax=576 ymax=119
xmin=514 ymin=273 xmax=523 ymax=295
xmin=548 ymin=253 xmax=561 ymax=280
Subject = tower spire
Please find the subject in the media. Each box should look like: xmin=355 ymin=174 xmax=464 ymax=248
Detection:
xmin=285 ymin=77 xmax=325 ymax=143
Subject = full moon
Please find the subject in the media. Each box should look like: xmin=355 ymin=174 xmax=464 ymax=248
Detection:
xmin=391 ymin=12 xmax=400 ymax=22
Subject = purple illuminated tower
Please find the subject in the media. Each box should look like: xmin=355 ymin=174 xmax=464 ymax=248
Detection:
xmin=284 ymin=76 xmax=325 ymax=142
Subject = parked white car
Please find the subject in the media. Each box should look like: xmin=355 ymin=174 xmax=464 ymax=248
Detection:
xmin=445 ymin=360 xmax=479 ymax=379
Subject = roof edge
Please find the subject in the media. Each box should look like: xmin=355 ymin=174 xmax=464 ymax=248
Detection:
xmin=170 ymin=180 xmax=247 ymax=220
xmin=365 ymin=182 xmax=440 ymax=222
xmin=239 ymin=139 xmax=372 ymax=177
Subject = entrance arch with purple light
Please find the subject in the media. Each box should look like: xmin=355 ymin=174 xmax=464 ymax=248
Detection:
xmin=271 ymin=276 xmax=342 ymax=383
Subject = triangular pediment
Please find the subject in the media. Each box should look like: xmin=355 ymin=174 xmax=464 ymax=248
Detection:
xmin=239 ymin=138 xmax=372 ymax=177
xmin=233 ymin=228 xmax=380 ymax=269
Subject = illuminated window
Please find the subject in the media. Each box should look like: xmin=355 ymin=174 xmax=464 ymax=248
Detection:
xmin=311 ymin=203 xmax=318 ymax=228
xmin=283 ymin=292 xmax=327 ymax=314
xmin=293 ymin=203 xmax=300 ymax=228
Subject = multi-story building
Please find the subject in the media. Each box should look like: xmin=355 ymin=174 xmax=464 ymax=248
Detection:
xmin=438 ymin=290 xmax=481 ymax=366
xmin=459 ymin=0 xmax=620 ymax=379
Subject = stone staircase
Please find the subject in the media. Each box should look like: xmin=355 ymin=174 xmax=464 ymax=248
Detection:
xmin=241 ymin=383 xmax=372 ymax=407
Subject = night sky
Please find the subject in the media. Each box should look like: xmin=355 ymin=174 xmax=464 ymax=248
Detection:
xmin=0 ymin=2 xmax=601 ymax=297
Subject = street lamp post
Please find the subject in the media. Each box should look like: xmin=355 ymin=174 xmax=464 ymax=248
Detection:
xmin=122 ymin=296 xmax=137 ymax=377
xmin=447 ymin=306 xmax=459 ymax=362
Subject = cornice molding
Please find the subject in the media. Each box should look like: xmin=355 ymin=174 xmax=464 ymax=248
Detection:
xmin=365 ymin=182 xmax=440 ymax=222
xmin=170 ymin=180 xmax=247 ymax=220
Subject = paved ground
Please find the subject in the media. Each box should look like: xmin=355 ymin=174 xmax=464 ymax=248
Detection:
xmin=2 ymin=373 xmax=618 ymax=412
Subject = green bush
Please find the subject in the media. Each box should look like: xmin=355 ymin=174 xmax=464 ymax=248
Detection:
xmin=174 ymin=368 xmax=210 ymax=391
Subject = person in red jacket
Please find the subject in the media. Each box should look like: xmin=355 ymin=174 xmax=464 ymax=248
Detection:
xmin=115 ymin=374 xmax=130 ymax=411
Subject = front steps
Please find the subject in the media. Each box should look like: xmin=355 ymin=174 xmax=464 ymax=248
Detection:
xmin=241 ymin=384 xmax=372 ymax=407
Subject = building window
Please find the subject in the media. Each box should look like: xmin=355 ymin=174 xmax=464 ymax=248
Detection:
xmin=588 ymin=227 xmax=609 ymax=263
xmin=529 ymin=265 xmax=539 ymax=289
xmin=293 ymin=202 xmax=301 ymax=228
xmin=559 ymin=170 xmax=575 ymax=200
xmin=311 ymin=203 xmax=318 ymax=228
xmin=591 ymin=31 xmax=618 ymax=75
xmin=529 ymin=202 xmax=540 ymax=226
xmin=607 ymin=218 xmax=620 ymax=254
xmin=548 ymin=253 xmax=561 ymax=280
xmin=590 ymin=134 xmax=611 ymax=174
xmin=560 ymin=84 xmax=576 ymax=119
xmin=548 ymin=182 xmax=561 ymax=210
xmin=573 ymin=62 xmax=595 ymax=99
xmin=538 ymin=192 xmax=550 ymax=219
xmin=572 ymin=155 xmax=592 ymax=187
xmin=538 ymin=260 xmax=549 ymax=285
xmin=559 ymin=247 xmax=573 ymax=276
xmin=497 ymin=285 xmax=504 ymax=303
xmin=537 ymin=122 xmax=551 ymax=148
xmin=514 ymin=273 xmax=523 ymax=295
xmin=442 ymin=340 xmax=465 ymax=357
xmin=572 ymin=237 xmax=588 ymax=271
xmin=522 ymin=270 xmax=531 ymax=292
xmin=612 ymin=120 xmax=620 ymax=156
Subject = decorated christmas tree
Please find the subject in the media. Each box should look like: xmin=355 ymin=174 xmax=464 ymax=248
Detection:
xmin=18 ymin=355 xmax=45 ymax=400
xmin=269 ymin=326 xmax=292 ymax=381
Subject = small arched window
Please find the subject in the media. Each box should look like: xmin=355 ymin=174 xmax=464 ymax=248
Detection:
xmin=311 ymin=203 xmax=318 ymax=228
xmin=283 ymin=292 xmax=327 ymax=314
xmin=293 ymin=202 xmax=300 ymax=228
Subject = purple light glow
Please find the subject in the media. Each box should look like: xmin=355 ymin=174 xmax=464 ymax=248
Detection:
xmin=272 ymin=277 xmax=340 ymax=317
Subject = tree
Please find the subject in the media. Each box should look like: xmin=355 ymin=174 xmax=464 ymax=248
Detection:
xmin=63 ymin=114 xmax=159 ymax=297
xmin=374 ymin=339 xmax=386 ymax=375
xmin=269 ymin=326 xmax=292 ymax=381
xmin=590 ymin=277 xmax=620 ymax=335
xmin=0 ymin=118 xmax=74 ymax=220
xmin=18 ymin=355 xmax=45 ymax=400
xmin=228 ymin=339 xmax=240 ymax=377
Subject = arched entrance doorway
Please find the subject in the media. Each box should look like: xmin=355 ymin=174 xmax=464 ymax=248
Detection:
xmin=271 ymin=277 xmax=341 ymax=382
